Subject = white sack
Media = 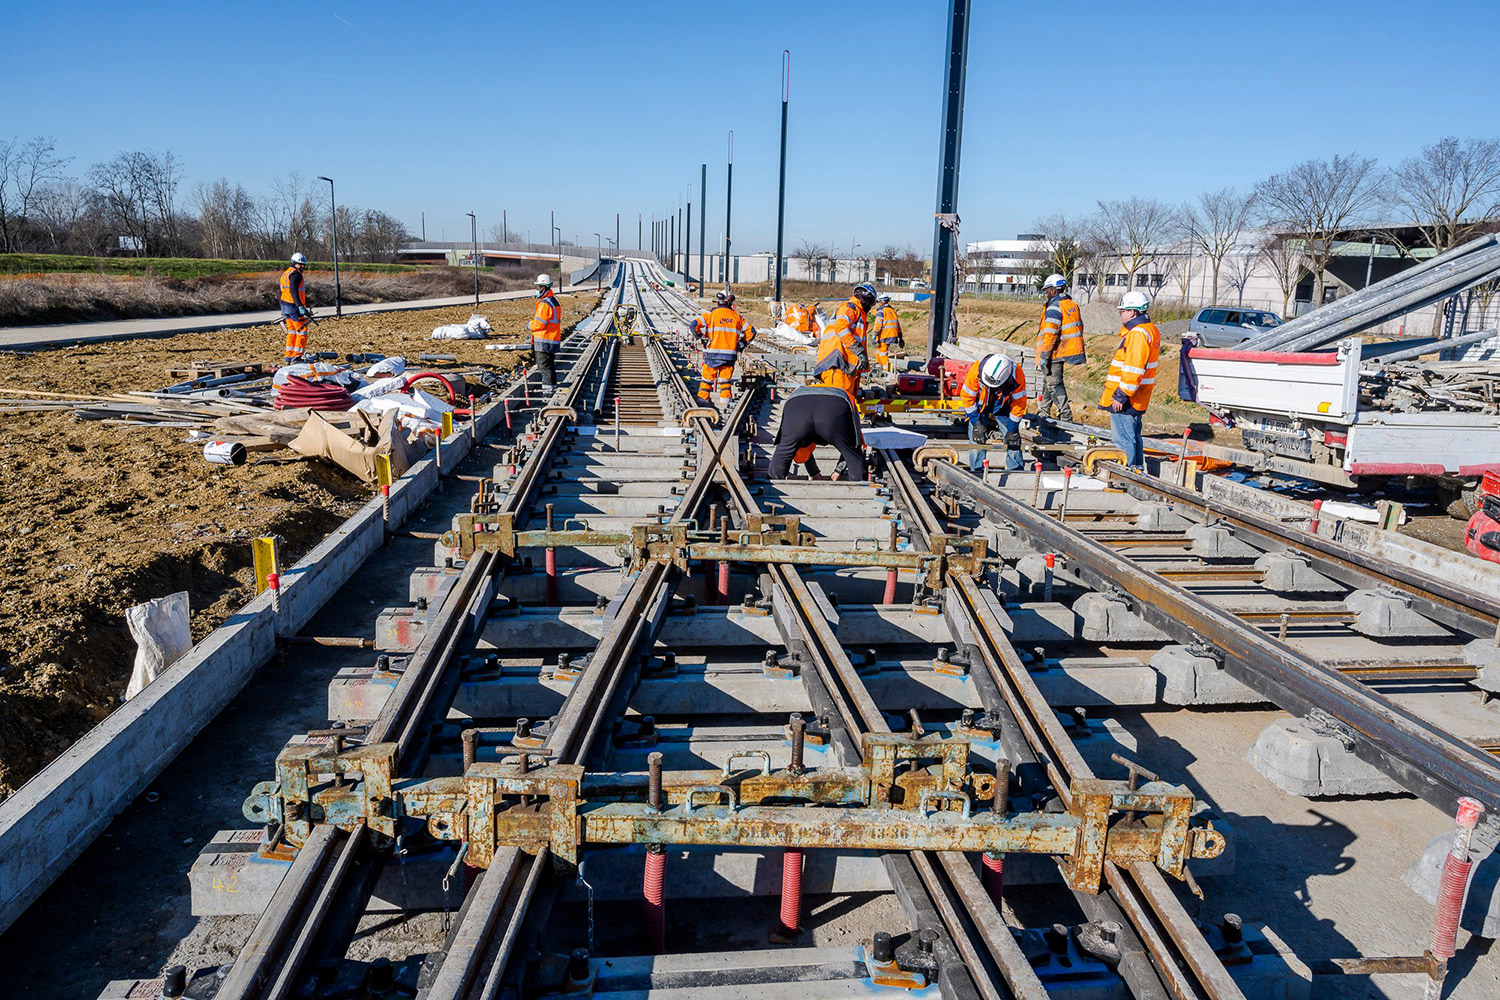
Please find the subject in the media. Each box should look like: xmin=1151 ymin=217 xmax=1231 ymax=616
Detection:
xmin=430 ymin=314 xmax=492 ymax=340
xmin=364 ymin=356 xmax=407 ymax=378
xmin=125 ymin=591 xmax=192 ymax=700
xmin=352 ymin=374 xmax=409 ymax=401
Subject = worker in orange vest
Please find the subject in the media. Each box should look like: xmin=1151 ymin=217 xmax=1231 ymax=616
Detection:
xmin=867 ymin=294 xmax=904 ymax=371
xmin=1099 ymin=290 xmax=1161 ymax=469
xmin=1034 ymin=273 xmax=1085 ymax=419
xmin=811 ymin=282 xmax=875 ymax=408
xmin=781 ymin=302 xmax=816 ymax=335
xmin=279 ymin=252 xmax=311 ymax=362
xmin=528 ymin=273 xmax=563 ymax=389
xmin=693 ymin=290 xmax=753 ymax=402
xmin=960 ymin=353 xmax=1028 ymax=474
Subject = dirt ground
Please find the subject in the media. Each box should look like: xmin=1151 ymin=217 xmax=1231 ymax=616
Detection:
xmin=0 ymin=291 xmax=599 ymax=799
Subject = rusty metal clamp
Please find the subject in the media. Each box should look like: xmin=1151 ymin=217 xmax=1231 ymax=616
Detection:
xmin=683 ymin=785 xmax=738 ymax=813
xmin=721 ymin=750 xmax=772 ymax=777
xmin=917 ymin=788 xmax=972 ymax=821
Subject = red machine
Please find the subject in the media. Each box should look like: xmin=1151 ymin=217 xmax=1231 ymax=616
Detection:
xmin=1466 ymin=471 xmax=1500 ymax=564
xmin=896 ymin=357 xmax=970 ymax=398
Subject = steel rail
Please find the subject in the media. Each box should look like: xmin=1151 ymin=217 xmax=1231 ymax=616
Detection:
xmin=1104 ymin=463 xmax=1500 ymax=639
xmin=882 ymin=450 xmax=1237 ymax=1000
xmin=217 ymin=282 xmax=629 ymax=1000
xmin=931 ymin=459 xmax=1500 ymax=832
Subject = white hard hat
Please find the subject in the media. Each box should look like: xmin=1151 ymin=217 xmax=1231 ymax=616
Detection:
xmin=979 ymin=353 xmax=1015 ymax=388
xmin=1118 ymin=290 xmax=1151 ymax=312
xmin=878 ymin=294 xmax=892 ymax=303
xmin=290 ymin=252 xmax=308 ymax=266
xmin=535 ymin=273 xmax=553 ymax=287
xmin=1042 ymin=273 xmax=1067 ymax=290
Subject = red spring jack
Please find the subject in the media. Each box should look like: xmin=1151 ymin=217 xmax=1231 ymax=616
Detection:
xmin=770 ymin=848 xmax=804 ymax=944
xmin=1425 ymin=796 xmax=1485 ymax=998
xmin=981 ymin=851 xmax=1005 ymax=907
xmin=643 ymin=845 xmax=666 ymax=954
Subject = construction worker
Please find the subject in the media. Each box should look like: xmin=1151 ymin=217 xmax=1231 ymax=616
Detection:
xmin=781 ymin=302 xmax=815 ymax=334
xmin=1034 ymin=273 xmax=1085 ymax=419
xmin=279 ymin=252 xmax=311 ymax=363
xmin=529 ymin=273 xmax=563 ymax=389
xmin=960 ymin=353 xmax=1028 ymax=474
xmin=812 ymin=282 xmax=875 ymax=409
xmin=1099 ymin=290 xmax=1161 ymax=469
xmin=768 ymin=385 xmax=867 ymax=481
xmin=867 ymin=294 xmax=904 ymax=371
xmin=693 ymin=290 xmax=753 ymax=402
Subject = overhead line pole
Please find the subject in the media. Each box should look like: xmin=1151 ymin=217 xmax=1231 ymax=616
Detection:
xmin=774 ymin=50 xmax=790 ymax=304
xmin=926 ymin=0 xmax=971 ymax=363
xmin=724 ymin=131 xmax=734 ymax=287
xmin=699 ymin=163 xmax=707 ymax=298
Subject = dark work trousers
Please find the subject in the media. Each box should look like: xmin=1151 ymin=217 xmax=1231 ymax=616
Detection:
xmin=533 ymin=345 xmax=558 ymax=388
xmin=768 ymin=386 xmax=867 ymax=480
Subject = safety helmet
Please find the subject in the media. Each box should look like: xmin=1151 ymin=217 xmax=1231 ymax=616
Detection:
xmin=1042 ymin=273 xmax=1067 ymax=291
xmin=535 ymin=273 xmax=554 ymax=288
xmin=290 ymin=252 xmax=308 ymax=266
xmin=978 ymin=353 xmax=1015 ymax=389
xmin=714 ymin=290 xmax=728 ymax=306
xmin=1118 ymin=290 xmax=1150 ymax=312
xmin=722 ymin=290 xmax=736 ymax=306
xmin=853 ymin=282 xmax=877 ymax=299
xmin=878 ymin=294 xmax=892 ymax=304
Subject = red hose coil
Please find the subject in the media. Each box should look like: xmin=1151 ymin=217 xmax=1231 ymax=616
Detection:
xmin=272 ymin=375 xmax=354 ymax=412
xmin=643 ymin=847 xmax=666 ymax=954
xmin=402 ymin=371 xmax=457 ymax=402
xmin=780 ymin=849 xmax=804 ymax=933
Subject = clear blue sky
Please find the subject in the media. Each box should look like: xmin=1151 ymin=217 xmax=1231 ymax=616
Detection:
xmin=7 ymin=1 xmax=1499 ymax=255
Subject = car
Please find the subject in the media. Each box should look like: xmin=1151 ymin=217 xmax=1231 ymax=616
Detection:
xmin=1189 ymin=306 xmax=1284 ymax=347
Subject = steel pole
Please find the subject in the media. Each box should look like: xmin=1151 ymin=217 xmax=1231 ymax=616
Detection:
xmin=724 ymin=131 xmax=734 ymax=288
xmin=699 ymin=163 xmax=707 ymax=298
xmin=638 ymin=213 xmax=642 ymax=251
xmin=925 ymin=0 xmax=970 ymax=362
xmin=467 ymin=211 xmax=479 ymax=307
xmin=775 ymin=50 xmax=790 ymax=304
xmin=317 ymin=176 xmax=342 ymax=317
xmin=677 ymin=204 xmax=683 ymax=274
xmin=595 ymin=233 xmax=601 ymax=291
xmin=686 ymin=198 xmax=693 ymax=285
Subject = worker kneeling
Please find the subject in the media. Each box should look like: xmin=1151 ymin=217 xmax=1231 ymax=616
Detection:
xmin=961 ymin=353 xmax=1028 ymax=475
xmin=695 ymin=290 xmax=753 ymax=402
xmin=768 ymin=385 xmax=868 ymax=481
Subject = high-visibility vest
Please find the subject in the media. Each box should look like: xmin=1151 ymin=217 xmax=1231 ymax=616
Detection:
xmin=529 ymin=291 xmax=562 ymax=343
xmin=1099 ymin=317 xmax=1161 ymax=412
xmin=869 ymin=303 xmax=902 ymax=343
xmin=279 ymin=266 xmax=305 ymax=307
xmin=695 ymin=305 xmax=751 ymax=364
xmin=959 ymin=361 xmax=1028 ymax=419
xmin=783 ymin=303 xmax=815 ymax=333
xmin=1036 ymin=293 xmax=1085 ymax=364
xmin=812 ymin=332 xmax=863 ymax=407
xmin=824 ymin=297 xmax=868 ymax=362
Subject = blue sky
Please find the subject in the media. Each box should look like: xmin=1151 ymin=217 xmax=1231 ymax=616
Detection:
xmin=7 ymin=1 xmax=1500 ymax=255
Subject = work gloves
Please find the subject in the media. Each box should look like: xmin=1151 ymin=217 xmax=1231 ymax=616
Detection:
xmin=298 ymin=306 xmax=312 ymax=319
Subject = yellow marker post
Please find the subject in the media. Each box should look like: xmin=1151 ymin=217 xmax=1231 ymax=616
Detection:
xmin=252 ymin=537 xmax=279 ymax=595
xmin=441 ymin=411 xmax=454 ymax=438
xmin=376 ymin=454 xmax=393 ymax=531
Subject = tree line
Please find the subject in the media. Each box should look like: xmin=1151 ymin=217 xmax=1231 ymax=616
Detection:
xmin=1014 ymin=136 xmax=1500 ymax=313
xmin=0 ymin=137 xmax=412 ymax=263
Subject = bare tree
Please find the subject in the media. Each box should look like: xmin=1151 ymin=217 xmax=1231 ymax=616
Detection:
xmin=1180 ymin=187 xmax=1254 ymax=303
xmin=30 ymin=179 xmax=89 ymax=252
xmin=1028 ymin=213 xmax=1086 ymax=286
xmin=1387 ymin=136 xmax=1500 ymax=252
xmin=1253 ymin=153 xmax=1379 ymax=307
xmin=1220 ymin=252 xmax=1257 ymax=307
xmin=1088 ymin=197 xmax=1174 ymax=293
xmin=1257 ymin=236 xmax=1307 ymax=316
xmin=88 ymin=152 xmax=153 ymax=253
xmin=793 ymin=239 xmax=829 ymax=282
xmin=0 ymin=135 xmax=72 ymax=252
xmin=194 ymin=178 xmax=257 ymax=259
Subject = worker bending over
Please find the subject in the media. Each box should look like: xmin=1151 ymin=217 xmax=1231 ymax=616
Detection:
xmin=867 ymin=294 xmax=904 ymax=371
xmin=528 ymin=273 xmax=563 ymax=389
xmin=1099 ymin=290 xmax=1161 ymax=469
xmin=960 ymin=353 xmax=1028 ymax=474
xmin=693 ymin=290 xmax=754 ymax=402
xmin=812 ymin=282 xmax=875 ymax=408
xmin=279 ymin=252 xmax=312 ymax=362
xmin=1034 ymin=273 xmax=1085 ymax=419
xmin=768 ymin=385 xmax=868 ymax=481
xmin=781 ymin=302 xmax=817 ymax=335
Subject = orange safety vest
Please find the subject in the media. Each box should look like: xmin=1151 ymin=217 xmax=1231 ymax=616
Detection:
xmin=959 ymin=361 xmax=1028 ymax=419
xmin=529 ymin=291 xmax=562 ymax=344
xmin=1036 ymin=293 xmax=1085 ymax=364
xmin=695 ymin=305 xmax=752 ymax=363
xmin=812 ymin=299 xmax=868 ymax=407
xmin=783 ymin=303 xmax=815 ymax=334
xmin=1099 ymin=317 xmax=1161 ymax=412
xmin=869 ymin=303 xmax=902 ymax=343
xmin=279 ymin=266 xmax=306 ymax=307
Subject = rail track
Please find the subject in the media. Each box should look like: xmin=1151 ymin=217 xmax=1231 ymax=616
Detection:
xmin=63 ymin=259 xmax=1500 ymax=1000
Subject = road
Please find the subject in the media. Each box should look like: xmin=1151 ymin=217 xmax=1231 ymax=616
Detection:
xmin=0 ymin=284 xmax=597 ymax=351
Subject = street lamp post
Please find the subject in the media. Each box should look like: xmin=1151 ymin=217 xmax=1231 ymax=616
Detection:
xmin=723 ymin=131 xmax=734 ymax=287
xmin=594 ymin=232 xmax=602 ymax=291
xmin=775 ymin=50 xmax=790 ymax=303
xmin=466 ymin=211 xmax=480 ymax=307
xmin=552 ymin=223 xmax=562 ymax=291
xmin=316 ymin=176 xmax=342 ymax=317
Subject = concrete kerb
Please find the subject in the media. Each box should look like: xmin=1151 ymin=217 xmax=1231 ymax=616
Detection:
xmin=0 ymin=383 xmax=508 ymax=936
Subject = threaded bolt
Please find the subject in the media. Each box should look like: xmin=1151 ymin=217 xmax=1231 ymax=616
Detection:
xmin=461 ymin=729 xmax=478 ymax=770
xmin=789 ymin=715 xmax=807 ymax=774
xmin=648 ymin=751 xmax=664 ymax=810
